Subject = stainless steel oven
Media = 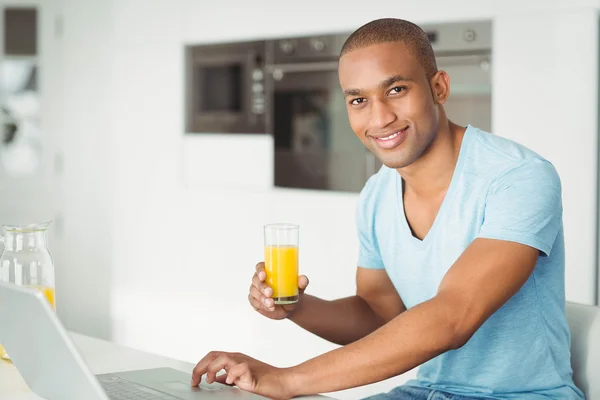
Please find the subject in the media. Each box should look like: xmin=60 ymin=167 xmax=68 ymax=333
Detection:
xmin=186 ymin=41 xmax=268 ymax=133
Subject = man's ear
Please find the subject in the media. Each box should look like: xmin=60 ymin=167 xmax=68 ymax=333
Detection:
xmin=430 ymin=70 xmax=450 ymax=105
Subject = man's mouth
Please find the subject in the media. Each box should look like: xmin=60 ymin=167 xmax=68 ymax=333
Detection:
xmin=372 ymin=126 xmax=409 ymax=150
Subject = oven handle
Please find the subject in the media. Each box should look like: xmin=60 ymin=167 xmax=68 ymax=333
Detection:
xmin=265 ymin=61 xmax=339 ymax=75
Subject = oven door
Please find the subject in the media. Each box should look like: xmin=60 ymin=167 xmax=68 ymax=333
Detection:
xmin=270 ymin=62 xmax=374 ymax=192
xmin=186 ymin=41 xmax=267 ymax=133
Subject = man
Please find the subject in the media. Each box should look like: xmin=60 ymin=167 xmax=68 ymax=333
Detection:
xmin=191 ymin=18 xmax=584 ymax=400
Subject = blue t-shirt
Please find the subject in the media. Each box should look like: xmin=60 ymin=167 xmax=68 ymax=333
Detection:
xmin=356 ymin=125 xmax=583 ymax=399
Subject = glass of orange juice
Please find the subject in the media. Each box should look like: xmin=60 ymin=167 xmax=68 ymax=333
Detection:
xmin=264 ymin=223 xmax=299 ymax=305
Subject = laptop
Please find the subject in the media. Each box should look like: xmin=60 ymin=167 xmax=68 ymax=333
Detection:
xmin=0 ymin=282 xmax=266 ymax=399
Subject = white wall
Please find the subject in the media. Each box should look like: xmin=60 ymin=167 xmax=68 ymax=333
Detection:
xmin=49 ymin=1 xmax=600 ymax=399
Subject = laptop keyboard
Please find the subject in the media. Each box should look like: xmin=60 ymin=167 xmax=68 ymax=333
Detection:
xmin=99 ymin=376 xmax=181 ymax=400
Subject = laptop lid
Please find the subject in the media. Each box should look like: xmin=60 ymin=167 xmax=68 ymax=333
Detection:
xmin=0 ymin=282 xmax=108 ymax=400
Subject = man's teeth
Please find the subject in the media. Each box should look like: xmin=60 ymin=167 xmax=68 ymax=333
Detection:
xmin=380 ymin=131 xmax=401 ymax=141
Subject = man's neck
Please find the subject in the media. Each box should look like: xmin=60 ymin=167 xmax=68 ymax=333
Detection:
xmin=398 ymin=121 xmax=466 ymax=200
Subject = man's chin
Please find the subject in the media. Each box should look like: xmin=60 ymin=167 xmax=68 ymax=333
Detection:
xmin=378 ymin=156 xmax=412 ymax=170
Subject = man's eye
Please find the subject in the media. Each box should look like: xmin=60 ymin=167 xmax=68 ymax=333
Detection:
xmin=390 ymin=86 xmax=407 ymax=94
xmin=350 ymin=98 xmax=366 ymax=105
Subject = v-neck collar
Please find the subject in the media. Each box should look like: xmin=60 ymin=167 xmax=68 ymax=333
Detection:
xmin=395 ymin=125 xmax=473 ymax=246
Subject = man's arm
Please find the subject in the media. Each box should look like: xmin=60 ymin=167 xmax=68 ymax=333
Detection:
xmin=286 ymin=168 xmax=407 ymax=346
xmin=192 ymin=160 xmax=560 ymax=398
xmin=286 ymin=238 xmax=539 ymax=395
xmin=288 ymin=267 xmax=406 ymax=345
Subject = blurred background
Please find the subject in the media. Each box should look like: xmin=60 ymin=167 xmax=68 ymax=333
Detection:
xmin=0 ymin=0 xmax=598 ymax=398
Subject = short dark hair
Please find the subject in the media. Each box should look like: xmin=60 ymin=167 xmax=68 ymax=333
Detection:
xmin=340 ymin=18 xmax=438 ymax=80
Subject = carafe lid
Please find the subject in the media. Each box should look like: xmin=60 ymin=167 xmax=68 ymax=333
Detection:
xmin=2 ymin=220 xmax=52 ymax=233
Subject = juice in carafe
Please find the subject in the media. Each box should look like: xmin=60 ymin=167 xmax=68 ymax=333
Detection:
xmin=26 ymin=285 xmax=56 ymax=309
xmin=0 ymin=285 xmax=55 ymax=361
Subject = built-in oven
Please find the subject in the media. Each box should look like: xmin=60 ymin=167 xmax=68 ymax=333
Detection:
xmin=267 ymin=21 xmax=491 ymax=192
xmin=186 ymin=41 xmax=268 ymax=133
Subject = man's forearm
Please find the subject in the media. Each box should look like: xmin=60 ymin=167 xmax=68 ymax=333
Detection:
xmin=287 ymin=295 xmax=459 ymax=396
xmin=288 ymin=294 xmax=384 ymax=345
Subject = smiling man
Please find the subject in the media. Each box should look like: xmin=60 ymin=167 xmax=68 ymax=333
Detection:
xmin=191 ymin=18 xmax=584 ymax=400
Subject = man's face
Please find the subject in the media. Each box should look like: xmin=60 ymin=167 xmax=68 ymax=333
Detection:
xmin=338 ymin=41 xmax=443 ymax=169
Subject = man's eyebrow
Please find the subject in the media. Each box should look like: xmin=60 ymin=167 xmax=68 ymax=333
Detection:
xmin=343 ymin=75 xmax=414 ymax=97
xmin=343 ymin=88 xmax=364 ymax=96
xmin=378 ymin=75 xmax=414 ymax=89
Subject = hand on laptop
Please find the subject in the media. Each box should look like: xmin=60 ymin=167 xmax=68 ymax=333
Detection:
xmin=248 ymin=262 xmax=309 ymax=320
xmin=191 ymin=351 xmax=294 ymax=399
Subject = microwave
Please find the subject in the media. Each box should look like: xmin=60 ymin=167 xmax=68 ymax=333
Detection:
xmin=186 ymin=41 xmax=268 ymax=134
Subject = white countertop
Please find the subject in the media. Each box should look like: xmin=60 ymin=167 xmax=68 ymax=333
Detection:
xmin=0 ymin=332 xmax=328 ymax=399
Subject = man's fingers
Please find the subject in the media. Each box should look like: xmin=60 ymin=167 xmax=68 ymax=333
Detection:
xmin=205 ymin=354 xmax=245 ymax=384
xmin=215 ymin=373 xmax=234 ymax=386
xmin=248 ymin=294 xmax=261 ymax=311
xmin=298 ymin=275 xmax=309 ymax=290
xmin=251 ymin=273 xmax=272 ymax=297
xmin=191 ymin=351 xmax=220 ymax=386
xmin=248 ymin=293 xmax=275 ymax=313
xmin=255 ymin=262 xmax=266 ymax=278
xmin=249 ymin=285 xmax=274 ymax=310
xmin=205 ymin=355 xmax=232 ymax=384
xmin=193 ymin=354 xmax=254 ymax=393
xmin=249 ymin=294 xmax=280 ymax=317
xmin=225 ymin=362 xmax=251 ymax=387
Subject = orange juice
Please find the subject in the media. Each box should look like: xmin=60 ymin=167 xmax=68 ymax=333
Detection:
xmin=26 ymin=285 xmax=56 ymax=309
xmin=0 ymin=285 xmax=55 ymax=361
xmin=264 ymin=245 xmax=299 ymax=304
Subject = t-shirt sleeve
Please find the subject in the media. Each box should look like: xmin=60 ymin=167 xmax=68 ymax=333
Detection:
xmin=477 ymin=158 xmax=563 ymax=256
xmin=356 ymin=176 xmax=385 ymax=270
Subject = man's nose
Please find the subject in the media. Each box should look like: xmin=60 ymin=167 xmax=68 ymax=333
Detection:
xmin=370 ymin=100 xmax=397 ymax=130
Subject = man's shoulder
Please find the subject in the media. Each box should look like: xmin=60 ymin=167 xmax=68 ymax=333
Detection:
xmin=467 ymin=126 xmax=559 ymax=185
xmin=356 ymin=165 xmax=396 ymax=220
xmin=359 ymin=165 xmax=394 ymax=201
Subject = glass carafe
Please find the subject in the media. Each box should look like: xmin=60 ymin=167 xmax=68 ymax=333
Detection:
xmin=0 ymin=221 xmax=54 ymax=361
